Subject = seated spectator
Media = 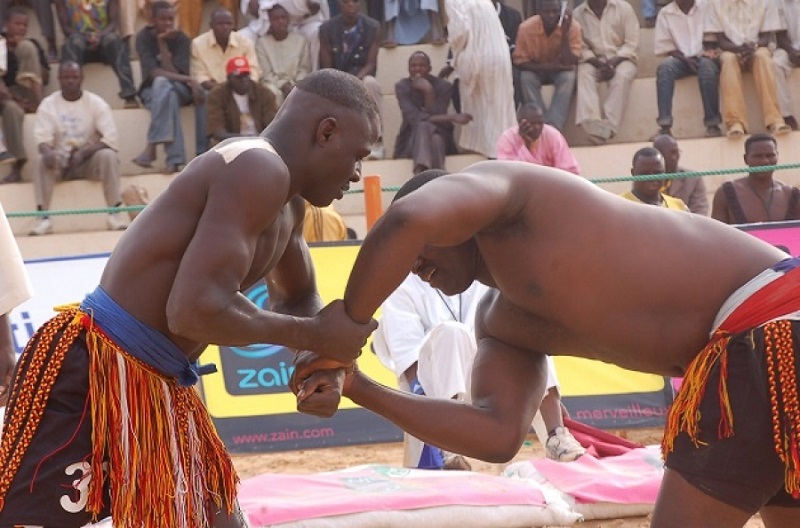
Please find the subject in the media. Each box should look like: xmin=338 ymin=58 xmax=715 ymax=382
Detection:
xmin=706 ymin=0 xmax=790 ymax=138
xmin=0 ymin=7 xmax=48 ymax=184
xmin=513 ymin=0 xmax=581 ymax=133
xmin=394 ymin=51 xmax=471 ymax=175
xmin=191 ymin=7 xmax=261 ymax=155
xmin=653 ymin=134 xmax=708 ymax=215
xmin=206 ymin=56 xmax=277 ymax=146
xmin=240 ymin=0 xmax=328 ymax=71
xmin=774 ymin=0 xmax=800 ymax=131
xmin=711 ymin=133 xmax=800 ymax=223
xmin=496 ymin=102 xmax=580 ymax=174
xmin=373 ymin=271 xmax=584 ymax=467
xmin=573 ymin=0 xmax=639 ymax=144
xmin=319 ymin=0 xmax=384 ymax=158
xmin=620 ymin=147 xmax=688 ymax=210
xmin=29 ymin=61 xmax=127 ymax=236
xmin=55 ymin=0 xmax=139 ymax=108
xmin=438 ymin=0 xmax=516 ymax=159
xmin=0 ymin=0 xmax=58 ymax=61
xmin=255 ymin=4 xmax=311 ymax=105
xmin=381 ymin=0 xmax=445 ymax=48
xmin=133 ymin=1 xmax=201 ymax=174
xmin=654 ymin=0 xmax=721 ymax=138
xmin=303 ymin=201 xmax=348 ymax=242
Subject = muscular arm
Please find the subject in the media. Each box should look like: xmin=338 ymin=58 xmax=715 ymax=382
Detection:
xmin=343 ymin=164 xmax=516 ymax=324
xmin=343 ymin=328 xmax=548 ymax=461
xmin=265 ymin=199 xmax=322 ymax=318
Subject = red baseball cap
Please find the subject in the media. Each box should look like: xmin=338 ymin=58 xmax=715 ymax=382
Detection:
xmin=226 ymin=56 xmax=251 ymax=76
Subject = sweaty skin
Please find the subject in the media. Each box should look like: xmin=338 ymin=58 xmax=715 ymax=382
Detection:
xmin=100 ymin=84 xmax=379 ymax=365
xmin=294 ymin=160 xmax=794 ymax=527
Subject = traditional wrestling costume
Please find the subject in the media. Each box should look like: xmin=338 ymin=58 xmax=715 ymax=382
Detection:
xmin=663 ymin=256 xmax=800 ymax=513
xmin=0 ymin=287 xmax=238 ymax=527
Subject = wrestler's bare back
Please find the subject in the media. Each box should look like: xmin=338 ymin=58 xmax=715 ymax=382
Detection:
xmin=99 ymin=138 xmax=303 ymax=360
xmin=434 ymin=163 xmax=787 ymax=377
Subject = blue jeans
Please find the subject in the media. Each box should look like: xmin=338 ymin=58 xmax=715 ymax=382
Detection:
xmin=656 ymin=56 xmax=721 ymax=128
xmin=140 ymin=76 xmax=193 ymax=166
xmin=642 ymin=0 xmax=656 ymax=19
xmin=519 ymin=69 xmax=576 ymax=131
xmin=62 ymin=32 xmax=137 ymax=100
xmin=194 ymin=87 xmax=211 ymax=156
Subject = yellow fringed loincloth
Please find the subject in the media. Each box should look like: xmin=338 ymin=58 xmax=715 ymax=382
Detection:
xmin=0 ymin=309 xmax=239 ymax=527
xmin=662 ymin=263 xmax=800 ymax=499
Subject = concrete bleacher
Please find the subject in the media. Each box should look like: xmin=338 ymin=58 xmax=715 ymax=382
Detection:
xmin=4 ymin=0 xmax=800 ymax=259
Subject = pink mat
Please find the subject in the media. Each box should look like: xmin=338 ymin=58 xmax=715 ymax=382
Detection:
xmin=531 ymin=446 xmax=663 ymax=505
xmin=239 ymin=465 xmax=547 ymax=525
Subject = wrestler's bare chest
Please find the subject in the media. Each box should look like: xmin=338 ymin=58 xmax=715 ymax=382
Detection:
xmin=241 ymin=205 xmax=297 ymax=289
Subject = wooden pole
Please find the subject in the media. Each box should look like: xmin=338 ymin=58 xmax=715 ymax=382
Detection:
xmin=363 ymin=174 xmax=383 ymax=231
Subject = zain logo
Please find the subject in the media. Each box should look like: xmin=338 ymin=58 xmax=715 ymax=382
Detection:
xmin=229 ymin=283 xmax=286 ymax=359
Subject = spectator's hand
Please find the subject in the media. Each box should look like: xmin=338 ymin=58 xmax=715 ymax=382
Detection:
xmin=246 ymin=0 xmax=259 ymax=17
xmin=86 ymin=32 xmax=100 ymax=51
xmin=306 ymin=0 xmax=321 ymax=16
xmin=0 ymin=82 xmax=10 ymax=103
xmin=67 ymin=146 xmax=87 ymax=169
xmin=595 ymin=62 xmax=614 ymax=82
xmin=311 ymin=299 xmax=377 ymax=364
xmin=190 ymin=80 xmax=205 ymax=105
xmin=452 ymin=113 xmax=472 ymax=125
xmin=281 ymin=82 xmax=294 ymax=98
xmin=685 ymin=56 xmax=699 ymax=74
xmin=42 ymin=148 xmax=58 ymax=169
xmin=560 ymin=8 xmax=572 ymax=31
xmin=518 ymin=118 xmax=537 ymax=143
xmin=410 ymin=75 xmax=433 ymax=92
xmin=438 ymin=65 xmax=454 ymax=78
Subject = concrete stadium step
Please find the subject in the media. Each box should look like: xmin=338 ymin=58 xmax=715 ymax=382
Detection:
xmin=8 ymin=134 xmax=800 ymax=255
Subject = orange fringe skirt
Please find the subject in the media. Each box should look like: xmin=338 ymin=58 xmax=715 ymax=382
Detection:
xmin=0 ymin=309 xmax=239 ymax=527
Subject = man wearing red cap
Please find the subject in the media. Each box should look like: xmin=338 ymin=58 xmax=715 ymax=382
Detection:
xmin=207 ymin=56 xmax=277 ymax=145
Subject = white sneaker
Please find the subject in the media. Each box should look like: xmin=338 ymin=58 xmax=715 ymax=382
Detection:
xmin=29 ymin=217 xmax=52 ymax=236
xmin=545 ymin=427 xmax=586 ymax=462
xmin=107 ymin=212 xmax=128 ymax=231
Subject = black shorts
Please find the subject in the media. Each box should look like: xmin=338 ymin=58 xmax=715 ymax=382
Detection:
xmin=665 ymin=323 xmax=800 ymax=514
xmin=0 ymin=328 xmax=111 ymax=528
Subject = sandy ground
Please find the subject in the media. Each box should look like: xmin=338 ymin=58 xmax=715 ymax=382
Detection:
xmin=230 ymin=427 xmax=766 ymax=528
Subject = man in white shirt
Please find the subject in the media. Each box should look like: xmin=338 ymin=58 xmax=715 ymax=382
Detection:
xmin=653 ymin=0 xmax=722 ymax=138
xmin=774 ymin=0 xmax=800 ymax=131
xmin=29 ymin=61 xmax=126 ymax=236
xmin=573 ymin=0 xmax=639 ymax=144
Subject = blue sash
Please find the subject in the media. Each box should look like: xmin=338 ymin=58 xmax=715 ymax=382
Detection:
xmin=80 ymin=286 xmax=199 ymax=386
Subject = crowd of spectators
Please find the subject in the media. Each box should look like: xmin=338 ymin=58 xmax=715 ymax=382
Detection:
xmin=0 ymin=0 xmax=798 ymax=236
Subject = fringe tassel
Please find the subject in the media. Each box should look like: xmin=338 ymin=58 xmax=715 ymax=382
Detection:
xmin=0 ymin=309 xmax=239 ymax=525
xmin=82 ymin=315 xmax=239 ymax=526
xmin=662 ymin=334 xmax=733 ymax=455
xmin=663 ymin=322 xmax=800 ymax=499
xmin=764 ymin=320 xmax=800 ymax=498
xmin=0 ymin=310 xmax=80 ymax=510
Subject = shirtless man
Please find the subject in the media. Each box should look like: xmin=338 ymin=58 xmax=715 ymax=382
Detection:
xmin=295 ymin=162 xmax=800 ymax=527
xmin=0 ymin=69 xmax=379 ymax=528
